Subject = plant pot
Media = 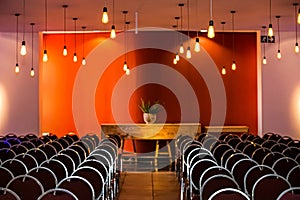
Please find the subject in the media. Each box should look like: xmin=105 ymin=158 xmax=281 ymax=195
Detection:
xmin=143 ymin=113 xmax=156 ymax=124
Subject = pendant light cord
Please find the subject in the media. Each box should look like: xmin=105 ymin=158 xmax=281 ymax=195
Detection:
xmin=231 ymin=11 xmax=235 ymax=60
xmin=16 ymin=14 xmax=19 ymax=63
xmin=277 ymin=16 xmax=280 ymax=50
xmin=112 ymin=0 xmax=115 ymax=25
xmin=63 ymin=5 xmax=67 ymax=46
xmin=187 ymin=0 xmax=190 ymax=38
xmin=74 ymin=18 xmax=77 ymax=53
xmin=296 ymin=5 xmax=298 ymax=43
xmin=269 ymin=0 xmax=272 ymax=23
xmin=31 ymin=23 xmax=34 ymax=67
xmin=210 ymin=0 xmax=213 ymax=20
xmin=44 ymin=0 xmax=47 ymax=49
xmin=22 ymin=0 xmax=25 ymax=40
xmin=82 ymin=27 xmax=85 ymax=57
xmin=124 ymin=12 xmax=127 ymax=61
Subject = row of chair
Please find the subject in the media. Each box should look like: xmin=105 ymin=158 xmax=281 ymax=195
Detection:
xmin=175 ymin=132 xmax=300 ymax=200
xmin=0 ymin=133 xmax=121 ymax=200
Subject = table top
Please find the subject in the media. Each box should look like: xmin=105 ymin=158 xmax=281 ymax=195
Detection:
xmin=101 ymin=123 xmax=201 ymax=140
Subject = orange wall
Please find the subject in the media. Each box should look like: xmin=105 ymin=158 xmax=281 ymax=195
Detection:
xmin=40 ymin=31 xmax=258 ymax=137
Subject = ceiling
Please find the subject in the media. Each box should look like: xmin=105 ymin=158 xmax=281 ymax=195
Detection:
xmin=0 ymin=0 xmax=299 ymax=33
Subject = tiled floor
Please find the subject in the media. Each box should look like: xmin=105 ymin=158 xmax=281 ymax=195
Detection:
xmin=117 ymin=172 xmax=180 ymax=200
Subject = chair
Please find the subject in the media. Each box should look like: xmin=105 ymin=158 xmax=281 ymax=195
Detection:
xmin=202 ymin=137 xmax=218 ymax=151
xmin=0 ymin=140 xmax=11 ymax=149
xmin=25 ymin=133 xmax=38 ymax=140
xmin=272 ymin=157 xmax=299 ymax=178
xmin=276 ymin=187 xmax=300 ymax=200
xmin=252 ymin=137 xmax=265 ymax=145
xmin=6 ymin=174 xmax=44 ymax=200
xmin=29 ymin=138 xmax=44 ymax=148
xmin=72 ymin=141 xmax=90 ymax=156
xmin=235 ymin=141 xmax=251 ymax=152
xmin=20 ymin=141 xmax=35 ymax=150
xmin=49 ymin=141 xmax=64 ymax=153
xmin=251 ymin=174 xmax=290 ymax=200
xmin=283 ymin=147 xmax=300 ymax=159
xmin=60 ymin=148 xmax=81 ymax=168
xmin=243 ymin=143 xmax=260 ymax=157
xmin=231 ymin=158 xmax=258 ymax=191
xmin=2 ymin=159 xmax=28 ymax=176
xmin=271 ymin=143 xmax=289 ymax=153
xmin=50 ymin=154 xmax=75 ymax=176
xmin=261 ymin=140 xmax=278 ymax=149
xmin=227 ymin=137 xmax=242 ymax=148
xmin=0 ymin=166 xmax=14 ymax=188
xmin=69 ymin=144 xmax=87 ymax=162
xmin=196 ymin=133 xmax=207 ymax=143
xmin=10 ymin=144 xmax=28 ymax=155
xmin=288 ymin=140 xmax=300 ymax=148
xmin=212 ymin=144 xmax=233 ymax=165
xmin=0 ymin=187 xmax=21 ymax=200
xmin=243 ymin=165 xmax=275 ymax=196
xmin=208 ymin=188 xmax=250 ymax=200
xmin=225 ymin=153 xmax=249 ymax=172
xmin=81 ymin=137 xmax=96 ymax=153
xmin=5 ymin=138 xmax=21 ymax=146
xmin=41 ymin=159 xmax=68 ymax=182
xmin=262 ymin=152 xmax=285 ymax=167
xmin=57 ymin=176 xmax=95 ymax=200
xmin=0 ymin=148 xmax=16 ymax=162
xmin=26 ymin=148 xmax=48 ymax=165
xmin=201 ymin=174 xmax=239 ymax=200
xmin=14 ymin=153 xmax=38 ymax=171
xmin=221 ymin=149 xmax=241 ymax=167
xmin=287 ymin=166 xmax=300 ymax=187
xmin=72 ymin=166 xmax=105 ymax=200
xmin=278 ymin=136 xmax=293 ymax=145
xmin=28 ymin=166 xmax=57 ymax=191
xmin=251 ymin=147 xmax=271 ymax=164
xmin=38 ymin=144 xmax=57 ymax=158
xmin=37 ymin=188 xmax=79 ymax=200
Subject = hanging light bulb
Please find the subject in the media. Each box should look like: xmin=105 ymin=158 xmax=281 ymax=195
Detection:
xmin=15 ymin=64 xmax=20 ymax=74
xmin=186 ymin=46 xmax=191 ymax=59
xmin=295 ymin=43 xmax=300 ymax=53
xmin=30 ymin=67 xmax=35 ymax=77
xmin=277 ymin=50 xmax=282 ymax=59
xmin=207 ymin=20 xmax=215 ymax=38
xmin=263 ymin=56 xmax=267 ymax=65
xmin=221 ymin=66 xmax=226 ymax=75
xmin=179 ymin=44 xmax=184 ymax=54
xmin=102 ymin=7 xmax=109 ymax=24
xmin=125 ymin=68 xmax=130 ymax=75
xmin=62 ymin=5 xmax=68 ymax=56
xmin=82 ymin=57 xmax=86 ymax=65
xmin=20 ymin=40 xmax=27 ymax=55
xmin=110 ymin=25 xmax=116 ymax=38
xmin=298 ymin=8 xmax=300 ymax=24
xmin=43 ymin=49 xmax=48 ymax=62
xmin=194 ymin=37 xmax=200 ymax=52
xmin=232 ymin=61 xmax=236 ymax=70
xmin=73 ymin=53 xmax=78 ymax=62
xmin=175 ymin=52 xmax=180 ymax=61
xmin=123 ymin=61 xmax=128 ymax=71
xmin=173 ymin=57 xmax=177 ymax=65
xmin=63 ymin=45 xmax=67 ymax=56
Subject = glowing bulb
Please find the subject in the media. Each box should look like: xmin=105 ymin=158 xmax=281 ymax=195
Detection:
xmin=175 ymin=53 xmax=180 ymax=61
xmin=110 ymin=25 xmax=116 ymax=38
xmin=277 ymin=50 xmax=282 ymax=59
xmin=263 ymin=56 xmax=267 ymax=65
xmin=20 ymin=40 xmax=27 ymax=55
xmin=102 ymin=7 xmax=109 ymax=24
xmin=63 ymin=45 xmax=68 ymax=56
xmin=232 ymin=61 xmax=237 ymax=70
xmin=194 ymin=37 xmax=200 ymax=52
xmin=179 ymin=44 xmax=184 ymax=54
xmin=123 ymin=61 xmax=128 ymax=71
xmin=82 ymin=57 xmax=86 ymax=65
xmin=30 ymin=67 xmax=35 ymax=77
xmin=43 ymin=49 xmax=48 ymax=62
xmin=207 ymin=20 xmax=215 ymax=38
xmin=73 ymin=53 xmax=78 ymax=62
xmin=173 ymin=57 xmax=177 ymax=64
xmin=186 ymin=46 xmax=191 ymax=59
xmin=125 ymin=68 xmax=130 ymax=75
xmin=268 ymin=24 xmax=273 ymax=37
xmin=295 ymin=43 xmax=299 ymax=53
xmin=298 ymin=9 xmax=300 ymax=24
xmin=15 ymin=63 xmax=20 ymax=74
xmin=221 ymin=66 xmax=226 ymax=75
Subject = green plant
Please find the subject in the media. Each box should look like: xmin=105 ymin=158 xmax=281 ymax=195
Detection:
xmin=138 ymin=98 xmax=161 ymax=113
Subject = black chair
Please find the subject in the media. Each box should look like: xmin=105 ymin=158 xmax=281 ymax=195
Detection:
xmin=221 ymin=149 xmax=241 ymax=167
xmin=288 ymin=140 xmax=300 ymax=148
xmin=20 ymin=141 xmax=35 ymax=150
xmin=251 ymin=147 xmax=271 ymax=164
xmin=227 ymin=137 xmax=242 ymax=148
xmin=29 ymin=138 xmax=44 ymax=148
xmin=37 ymin=188 xmax=78 ymax=200
xmin=28 ymin=166 xmax=57 ymax=191
xmin=41 ymin=159 xmax=68 ymax=182
xmin=252 ymin=174 xmax=290 ymax=200
xmin=26 ymin=148 xmax=48 ymax=165
xmin=0 ymin=140 xmax=11 ymax=149
xmin=261 ymin=140 xmax=278 ymax=149
xmin=0 ymin=187 xmax=21 ymax=200
xmin=262 ymin=152 xmax=285 ymax=167
xmin=2 ymin=159 xmax=28 ymax=176
xmin=38 ymin=144 xmax=57 ymax=158
xmin=0 ymin=166 xmax=14 ymax=188
xmin=49 ymin=141 xmax=64 ymax=153
xmin=271 ymin=143 xmax=289 ymax=153
xmin=69 ymin=144 xmax=87 ymax=163
xmin=59 ymin=148 xmax=81 ymax=168
xmin=272 ymin=157 xmax=299 ymax=178
xmin=286 ymin=166 xmax=300 ymax=187
xmin=208 ymin=188 xmax=250 ymax=200
xmin=14 ymin=153 xmax=38 ymax=171
xmin=0 ymin=148 xmax=16 ymax=162
xmin=57 ymin=176 xmax=95 ymax=200
xmin=282 ymin=147 xmax=300 ymax=159
xmin=243 ymin=143 xmax=260 ymax=157
xmin=10 ymin=144 xmax=28 ymax=155
xmin=50 ymin=154 xmax=75 ymax=176
xmin=212 ymin=144 xmax=233 ymax=165
xmin=225 ymin=153 xmax=249 ymax=172
xmin=6 ymin=174 xmax=44 ymax=200
xmin=278 ymin=136 xmax=293 ymax=145
xmin=276 ymin=187 xmax=300 ymax=200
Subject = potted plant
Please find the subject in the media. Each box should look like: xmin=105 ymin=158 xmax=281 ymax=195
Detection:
xmin=138 ymin=98 xmax=161 ymax=124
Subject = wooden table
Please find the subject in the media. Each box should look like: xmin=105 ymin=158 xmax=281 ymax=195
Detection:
xmin=203 ymin=125 xmax=249 ymax=134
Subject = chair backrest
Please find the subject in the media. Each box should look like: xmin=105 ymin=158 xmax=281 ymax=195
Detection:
xmin=252 ymin=174 xmax=290 ymax=200
xmin=79 ymin=159 xmax=109 ymax=182
xmin=2 ymin=159 xmax=28 ymax=176
xmin=251 ymin=147 xmax=271 ymax=164
xmin=25 ymin=148 xmax=48 ymax=165
xmin=231 ymin=158 xmax=258 ymax=191
xmin=227 ymin=137 xmax=242 ymax=148
xmin=0 ymin=187 xmax=21 ymax=200
xmin=49 ymin=141 xmax=64 ymax=153
xmin=220 ymin=148 xmax=236 ymax=167
xmin=59 ymin=148 xmax=81 ymax=168
xmin=199 ymin=166 xmax=232 ymax=191
xmin=20 ymin=141 xmax=35 ymax=150
xmin=37 ymin=188 xmax=78 ymax=200
xmin=288 ymin=140 xmax=300 ymax=148
xmin=29 ymin=138 xmax=44 ymax=148
xmin=72 ymin=141 xmax=90 ymax=156
xmin=262 ymin=152 xmax=285 ymax=167
xmin=282 ymin=147 xmax=300 ymax=159
xmin=14 ymin=153 xmax=38 ymax=171
xmin=243 ymin=164 xmax=275 ymax=196
xmin=270 ymin=143 xmax=289 ymax=153
xmin=41 ymin=159 xmax=68 ymax=182
xmin=278 ymin=136 xmax=293 ymax=145
xmin=38 ymin=144 xmax=57 ymax=158
xmin=72 ymin=166 xmax=105 ymax=199
xmin=225 ymin=153 xmax=249 ymax=171
xmin=201 ymin=174 xmax=239 ymax=200
xmin=261 ymin=140 xmax=278 ymax=149
xmin=6 ymin=174 xmax=44 ymax=200
xmin=10 ymin=144 xmax=28 ymax=155
xmin=208 ymin=188 xmax=250 ymax=200
xmin=57 ymin=175 xmax=95 ymax=200
xmin=0 ymin=166 xmax=14 ymax=188
xmin=28 ymin=166 xmax=58 ymax=191
xmin=69 ymin=144 xmax=87 ymax=162
xmin=272 ymin=157 xmax=299 ymax=178
xmin=0 ymin=148 xmax=16 ymax=163
xmin=202 ymin=137 xmax=218 ymax=151
xmin=287 ymin=166 xmax=300 ymax=187
xmin=243 ymin=143 xmax=260 ymax=157
xmin=276 ymin=187 xmax=300 ymax=200
xmin=212 ymin=144 xmax=233 ymax=165
xmin=51 ymin=154 xmax=75 ymax=176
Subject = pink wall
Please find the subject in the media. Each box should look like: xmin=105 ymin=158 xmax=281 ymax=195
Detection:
xmin=0 ymin=32 xmax=39 ymax=135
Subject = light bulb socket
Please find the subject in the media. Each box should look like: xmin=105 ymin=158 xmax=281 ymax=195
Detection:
xmin=277 ymin=49 xmax=281 ymax=53
xmin=268 ymin=24 xmax=273 ymax=28
xmin=43 ymin=49 xmax=47 ymax=54
xmin=263 ymin=56 xmax=266 ymax=59
xmin=64 ymin=45 xmax=67 ymax=49
xmin=103 ymin=7 xmax=108 ymax=12
xmin=112 ymin=25 xmax=115 ymax=29
xmin=21 ymin=40 xmax=26 ymax=45
xmin=296 ymin=42 xmax=299 ymax=46
xmin=196 ymin=37 xmax=200 ymax=42
xmin=209 ymin=20 xmax=214 ymax=26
